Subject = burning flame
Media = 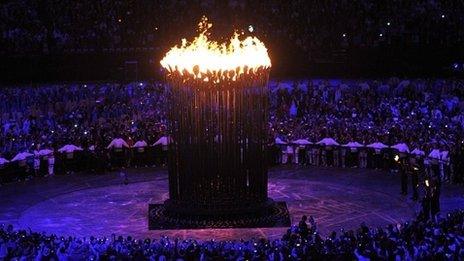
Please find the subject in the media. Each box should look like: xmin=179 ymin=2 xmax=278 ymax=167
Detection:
xmin=160 ymin=16 xmax=271 ymax=82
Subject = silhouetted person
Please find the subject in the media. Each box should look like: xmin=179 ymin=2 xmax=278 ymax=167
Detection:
xmin=298 ymin=215 xmax=309 ymax=238
xmin=420 ymin=178 xmax=434 ymax=221
xmin=409 ymin=158 xmax=420 ymax=201
xmin=397 ymin=157 xmax=408 ymax=195
xmin=430 ymin=178 xmax=441 ymax=220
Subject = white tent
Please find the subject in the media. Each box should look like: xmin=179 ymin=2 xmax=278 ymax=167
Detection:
xmin=391 ymin=143 xmax=410 ymax=153
xmin=275 ymin=137 xmax=287 ymax=145
xmin=428 ymin=149 xmax=441 ymax=159
xmin=317 ymin=138 xmax=339 ymax=146
xmin=411 ymin=148 xmax=425 ymax=156
xmin=441 ymin=150 xmax=449 ymax=161
xmin=11 ymin=152 xmax=34 ymax=161
xmin=342 ymin=141 xmax=364 ymax=148
xmin=38 ymin=149 xmax=54 ymax=156
xmin=291 ymin=139 xmax=312 ymax=145
xmin=153 ymin=136 xmax=169 ymax=146
xmin=0 ymin=158 xmax=9 ymax=164
xmin=107 ymin=138 xmax=129 ymax=149
xmin=133 ymin=140 xmax=148 ymax=148
xmin=366 ymin=142 xmax=388 ymax=149
xmin=58 ymin=144 xmax=83 ymax=153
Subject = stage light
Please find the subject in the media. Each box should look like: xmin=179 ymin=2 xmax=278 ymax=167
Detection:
xmin=441 ymin=14 xmax=445 ymax=18
xmin=342 ymin=33 xmax=346 ymax=37
xmin=387 ymin=22 xmax=391 ymax=26
xmin=74 ymin=124 xmax=78 ymax=128
xmin=379 ymin=33 xmax=383 ymax=37
xmin=118 ymin=18 xmax=122 ymax=23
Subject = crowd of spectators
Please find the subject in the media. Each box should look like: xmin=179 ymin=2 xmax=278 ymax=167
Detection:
xmin=269 ymin=78 xmax=464 ymax=184
xmin=0 ymin=81 xmax=171 ymax=182
xmin=1 ymin=78 xmax=464 ymax=183
xmin=1 ymin=209 xmax=463 ymax=259
xmin=1 ymin=0 xmax=464 ymax=56
xmin=0 ymin=82 xmax=167 ymax=158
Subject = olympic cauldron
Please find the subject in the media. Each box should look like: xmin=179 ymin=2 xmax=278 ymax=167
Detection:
xmin=150 ymin=17 xmax=289 ymax=229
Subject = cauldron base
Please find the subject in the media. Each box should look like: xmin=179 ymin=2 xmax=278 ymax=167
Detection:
xmin=148 ymin=201 xmax=290 ymax=230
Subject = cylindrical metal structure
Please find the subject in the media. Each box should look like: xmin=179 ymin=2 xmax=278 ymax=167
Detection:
xmin=164 ymin=67 xmax=271 ymax=216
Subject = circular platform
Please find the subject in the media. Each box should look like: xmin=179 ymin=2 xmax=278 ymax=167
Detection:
xmin=0 ymin=166 xmax=462 ymax=240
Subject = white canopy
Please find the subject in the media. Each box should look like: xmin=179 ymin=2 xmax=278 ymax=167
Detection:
xmin=107 ymin=138 xmax=129 ymax=149
xmin=291 ymin=139 xmax=312 ymax=145
xmin=411 ymin=148 xmax=425 ymax=156
xmin=428 ymin=149 xmax=441 ymax=159
xmin=391 ymin=143 xmax=410 ymax=153
xmin=275 ymin=137 xmax=287 ymax=145
xmin=317 ymin=138 xmax=339 ymax=146
xmin=342 ymin=141 xmax=364 ymax=148
xmin=58 ymin=144 xmax=83 ymax=153
xmin=11 ymin=152 xmax=34 ymax=161
xmin=366 ymin=142 xmax=388 ymax=149
xmin=0 ymin=158 xmax=9 ymax=164
xmin=133 ymin=140 xmax=148 ymax=148
xmin=38 ymin=149 xmax=54 ymax=156
xmin=153 ymin=136 xmax=169 ymax=146
xmin=440 ymin=150 xmax=449 ymax=160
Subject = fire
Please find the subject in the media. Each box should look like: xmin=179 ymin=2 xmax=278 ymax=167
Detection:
xmin=160 ymin=17 xmax=271 ymax=82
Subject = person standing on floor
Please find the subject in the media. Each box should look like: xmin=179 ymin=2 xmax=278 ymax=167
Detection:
xmin=397 ymin=155 xmax=408 ymax=195
xmin=48 ymin=151 xmax=55 ymax=176
xmin=409 ymin=156 xmax=420 ymax=201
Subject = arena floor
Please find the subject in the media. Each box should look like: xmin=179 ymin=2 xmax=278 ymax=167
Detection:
xmin=1 ymin=166 xmax=463 ymax=240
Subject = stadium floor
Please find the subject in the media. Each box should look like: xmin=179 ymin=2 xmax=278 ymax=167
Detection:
xmin=0 ymin=166 xmax=463 ymax=240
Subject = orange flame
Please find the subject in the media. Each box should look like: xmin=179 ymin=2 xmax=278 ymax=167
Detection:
xmin=160 ymin=16 xmax=271 ymax=82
